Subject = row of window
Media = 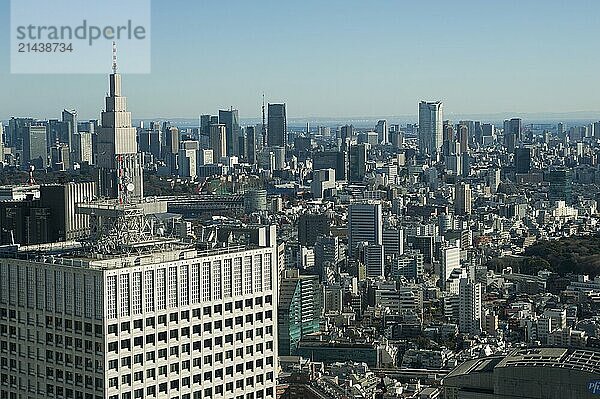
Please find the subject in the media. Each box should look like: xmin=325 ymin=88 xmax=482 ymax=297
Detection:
xmin=107 ymin=346 xmax=274 ymax=372
xmin=108 ymin=296 xmax=272 ymax=333
xmin=106 ymin=380 xmax=275 ymax=399
xmin=1 ymin=374 xmax=103 ymax=392
xmin=2 ymin=352 xmax=101 ymax=374
xmin=0 ymin=389 xmax=273 ymax=399
xmin=109 ymin=317 xmax=272 ymax=349
xmin=108 ymin=311 xmax=272 ymax=339
xmin=108 ymin=369 xmax=274 ymax=390
xmin=0 ymin=312 xmax=102 ymax=341
xmin=1 ymin=389 xmax=101 ymax=399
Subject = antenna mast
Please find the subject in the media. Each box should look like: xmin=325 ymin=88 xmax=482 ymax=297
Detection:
xmin=262 ymin=93 xmax=267 ymax=147
xmin=112 ymin=41 xmax=117 ymax=74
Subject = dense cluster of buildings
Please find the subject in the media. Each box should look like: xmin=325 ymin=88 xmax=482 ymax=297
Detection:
xmin=2 ymin=61 xmax=600 ymax=398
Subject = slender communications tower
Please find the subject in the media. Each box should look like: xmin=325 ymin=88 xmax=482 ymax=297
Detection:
xmin=262 ymin=93 xmax=267 ymax=147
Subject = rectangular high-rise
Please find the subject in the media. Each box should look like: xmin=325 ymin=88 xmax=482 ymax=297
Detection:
xmin=62 ymin=109 xmax=77 ymax=153
xmin=7 ymin=117 xmax=34 ymax=149
xmin=219 ymin=109 xmax=241 ymax=157
xmin=39 ymin=182 xmax=97 ymax=241
xmin=267 ymin=104 xmax=287 ymax=148
xmin=340 ymin=124 xmax=353 ymax=151
xmin=348 ymin=201 xmax=383 ymax=253
xmin=138 ymin=127 xmax=162 ymax=160
xmin=23 ymin=124 xmax=47 ymax=170
xmin=0 ymin=241 xmax=278 ymax=399
xmin=200 ymin=114 xmax=214 ymax=136
xmin=459 ymin=278 xmax=482 ymax=334
xmin=546 ymin=169 xmax=573 ymax=204
xmin=297 ymin=213 xmax=330 ymax=247
xmin=312 ymin=151 xmax=348 ymax=181
xmin=503 ymin=118 xmax=522 ymax=151
xmin=455 ymin=182 xmax=472 ymax=215
xmin=515 ymin=147 xmax=532 ymax=174
xmin=246 ymin=126 xmax=257 ymax=164
xmin=441 ymin=246 xmax=461 ymax=289
xmin=375 ymin=120 xmax=388 ymax=145
xmin=278 ymin=269 xmax=320 ymax=356
xmin=418 ymin=101 xmax=443 ymax=155
xmin=348 ymin=144 xmax=367 ymax=183
xmin=210 ymin=123 xmax=227 ymax=162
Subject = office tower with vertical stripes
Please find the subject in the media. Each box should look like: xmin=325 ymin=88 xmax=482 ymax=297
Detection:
xmin=348 ymin=201 xmax=383 ymax=253
xmin=218 ymin=109 xmax=241 ymax=157
xmin=266 ymin=104 xmax=287 ymax=148
xmin=0 ymin=234 xmax=278 ymax=399
xmin=418 ymin=101 xmax=443 ymax=156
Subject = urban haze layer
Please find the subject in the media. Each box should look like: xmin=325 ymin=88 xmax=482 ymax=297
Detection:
xmin=2 ymin=49 xmax=600 ymax=399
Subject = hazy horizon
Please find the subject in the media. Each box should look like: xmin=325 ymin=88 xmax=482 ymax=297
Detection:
xmin=2 ymin=0 xmax=600 ymax=120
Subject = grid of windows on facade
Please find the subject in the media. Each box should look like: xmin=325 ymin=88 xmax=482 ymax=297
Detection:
xmin=105 ymin=251 xmax=273 ymax=319
xmin=0 ymin=305 xmax=105 ymax=398
xmin=0 ymin=261 xmax=105 ymax=399
xmin=101 ymin=249 xmax=276 ymax=399
xmin=0 ymin=247 xmax=276 ymax=399
xmin=103 ymin=303 xmax=275 ymax=399
xmin=0 ymin=263 xmax=103 ymax=319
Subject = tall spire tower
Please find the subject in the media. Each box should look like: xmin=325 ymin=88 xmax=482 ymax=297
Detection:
xmin=96 ymin=42 xmax=144 ymax=201
xmin=261 ymin=93 xmax=267 ymax=147
xmin=112 ymin=40 xmax=117 ymax=74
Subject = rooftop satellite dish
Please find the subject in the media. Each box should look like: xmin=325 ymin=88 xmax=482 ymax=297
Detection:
xmin=126 ymin=183 xmax=135 ymax=192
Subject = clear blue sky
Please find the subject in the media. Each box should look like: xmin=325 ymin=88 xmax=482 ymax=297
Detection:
xmin=1 ymin=0 xmax=599 ymax=120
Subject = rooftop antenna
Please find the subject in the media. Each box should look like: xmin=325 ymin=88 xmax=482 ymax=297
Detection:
xmin=262 ymin=93 xmax=267 ymax=147
xmin=112 ymin=41 xmax=117 ymax=74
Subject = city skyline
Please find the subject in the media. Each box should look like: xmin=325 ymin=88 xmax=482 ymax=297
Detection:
xmin=2 ymin=0 xmax=600 ymax=119
xmin=3 ymin=2 xmax=600 ymax=396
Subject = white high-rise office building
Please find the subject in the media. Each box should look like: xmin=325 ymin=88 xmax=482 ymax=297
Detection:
xmin=210 ymin=124 xmax=227 ymax=162
xmin=0 ymin=238 xmax=278 ymax=399
xmin=459 ymin=278 xmax=482 ymax=335
xmin=178 ymin=141 xmax=199 ymax=179
xmin=348 ymin=201 xmax=383 ymax=253
xmin=418 ymin=101 xmax=443 ymax=155
xmin=441 ymin=246 xmax=461 ymax=290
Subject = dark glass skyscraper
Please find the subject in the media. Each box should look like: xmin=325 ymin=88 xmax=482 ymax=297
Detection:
xmin=267 ymin=103 xmax=287 ymax=148
xmin=62 ymin=109 xmax=77 ymax=151
xmin=340 ymin=124 xmax=353 ymax=151
xmin=515 ymin=147 xmax=532 ymax=174
xmin=504 ymin=118 xmax=522 ymax=152
xmin=218 ymin=109 xmax=240 ymax=157
xmin=547 ymin=169 xmax=573 ymax=204
xmin=246 ymin=125 xmax=257 ymax=164
xmin=348 ymin=143 xmax=367 ymax=183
